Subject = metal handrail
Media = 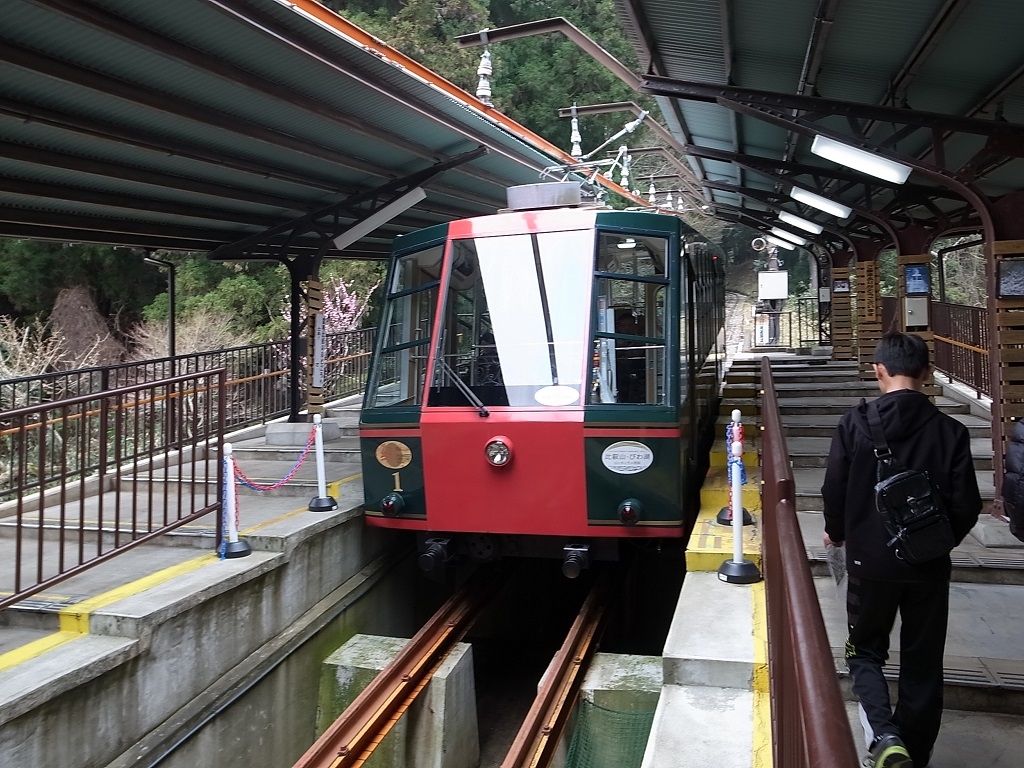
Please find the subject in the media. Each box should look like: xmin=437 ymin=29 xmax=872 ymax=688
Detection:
xmin=0 ymin=328 xmax=376 ymax=429
xmin=0 ymin=369 xmax=226 ymax=610
xmin=759 ymin=356 xmax=860 ymax=767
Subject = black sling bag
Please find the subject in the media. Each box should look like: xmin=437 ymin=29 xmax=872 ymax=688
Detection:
xmin=866 ymin=399 xmax=956 ymax=564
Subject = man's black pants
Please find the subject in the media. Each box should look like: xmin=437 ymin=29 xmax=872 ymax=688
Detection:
xmin=846 ymin=576 xmax=949 ymax=767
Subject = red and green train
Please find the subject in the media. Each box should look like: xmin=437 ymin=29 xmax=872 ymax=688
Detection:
xmin=359 ymin=183 xmax=725 ymax=576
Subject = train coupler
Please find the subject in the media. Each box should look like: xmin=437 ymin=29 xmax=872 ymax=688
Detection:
xmin=561 ymin=544 xmax=590 ymax=579
xmin=418 ymin=537 xmax=452 ymax=572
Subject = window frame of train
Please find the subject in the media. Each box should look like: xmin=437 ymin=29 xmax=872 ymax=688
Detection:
xmin=589 ymin=229 xmax=674 ymax=407
xmin=585 ymin=213 xmax=684 ymax=423
xmin=363 ymin=230 xmax=446 ymax=412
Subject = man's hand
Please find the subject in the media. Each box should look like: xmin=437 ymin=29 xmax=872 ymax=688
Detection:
xmin=823 ymin=532 xmax=843 ymax=547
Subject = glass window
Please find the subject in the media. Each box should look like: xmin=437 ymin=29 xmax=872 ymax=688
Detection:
xmin=590 ymin=233 xmax=670 ymax=405
xmin=365 ymin=245 xmax=442 ymax=408
xmin=428 ymin=230 xmax=595 ymax=408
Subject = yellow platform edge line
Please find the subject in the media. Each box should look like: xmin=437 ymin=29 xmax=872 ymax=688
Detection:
xmin=0 ymin=631 xmax=80 ymax=673
xmin=751 ymin=580 xmax=773 ymax=768
xmin=58 ymin=552 xmax=220 ymax=634
xmin=239 ymin=471 xmax=362 ymax=535
xmin=686 ymin=500 xmax=763 ymax=573
xmin=2 ymin=552 xmax=221 ymax=669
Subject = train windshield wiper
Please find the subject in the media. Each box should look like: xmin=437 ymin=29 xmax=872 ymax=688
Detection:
xmin=436 ymin=356 xmax=489 ymax=417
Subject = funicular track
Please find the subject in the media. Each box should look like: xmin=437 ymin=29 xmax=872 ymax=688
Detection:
xmin=292 ymin=568 xmax=610 ymax=768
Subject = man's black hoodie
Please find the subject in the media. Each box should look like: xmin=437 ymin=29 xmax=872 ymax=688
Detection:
xmin=821 ymin=388 xmax=982 ymax=582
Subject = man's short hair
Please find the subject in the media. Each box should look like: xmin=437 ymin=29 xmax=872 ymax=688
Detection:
xmin=873 ymin=332 xmax=929 ymax=378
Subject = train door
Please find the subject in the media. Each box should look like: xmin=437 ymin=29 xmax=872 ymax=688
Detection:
xmin=590 ymin=233 xmax=670 ymax=405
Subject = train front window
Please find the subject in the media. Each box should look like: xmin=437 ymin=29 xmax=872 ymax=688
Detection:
xmin=428 ymin=230 xmax=594 ymax=408
xmin=365 ymin=244 xmax=443 ymax=408
xmin=590 ymin=233 xmax=670 ymax=405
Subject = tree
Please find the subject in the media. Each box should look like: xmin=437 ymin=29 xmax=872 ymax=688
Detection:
xmin=0 ymin=239 xmax=161 ymax=334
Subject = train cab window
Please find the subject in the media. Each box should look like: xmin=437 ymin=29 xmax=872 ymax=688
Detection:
xmin=590 ymin=233 xmax=670 ymax=405
xmin=428 ymin=230 xmax=594 ymax=408
xmin=365 ymin=244 xmax=443 ymax=408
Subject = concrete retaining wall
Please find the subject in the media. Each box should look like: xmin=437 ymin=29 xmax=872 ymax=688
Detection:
xmin=0 ymin=508 xmax=409 ymax=768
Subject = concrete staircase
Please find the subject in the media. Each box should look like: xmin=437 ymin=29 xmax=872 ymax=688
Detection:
xmin=726 ymin=354 xmax=1024 ymax=716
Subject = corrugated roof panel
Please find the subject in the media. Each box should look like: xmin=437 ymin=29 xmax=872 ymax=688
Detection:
xmin=907 ymin=0 xmax=1024 ymax=115
xmin=0 ymin=156 xmax=292 ymax=221
xmin=643 ymin=0 xmax=729 ymax=84
xmin=1 ymin=8 xmax=424 ymax=171
xmin=815 ymin=0 xmax=946 ymax=103
xmin=0 ymin=190 xmax=258 ymax=232
xmin=732 ymin=0 xmax=820 ymax=91
xmin=0 ymin=0 xmax=588 ymax=251
xmin=0 ymin=111 xmax=356 ymax=210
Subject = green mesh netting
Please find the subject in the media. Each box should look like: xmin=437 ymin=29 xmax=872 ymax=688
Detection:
xmin=565 ymin=699 xmax=656 ymax=768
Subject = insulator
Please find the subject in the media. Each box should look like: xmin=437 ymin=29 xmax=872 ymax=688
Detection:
xmin=476 ymin=49 xmax=492 ymax=77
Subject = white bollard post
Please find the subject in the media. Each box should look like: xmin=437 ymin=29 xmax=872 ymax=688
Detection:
xmin=222 ymin=443 xmax=251 ymax=558
xmin=308 ymin=413 xmax=338 ymax=512
xmin=717 ymin=410 xmax=761 ymax=584
xmin=731 ymin=438 xmax=744 ymax=565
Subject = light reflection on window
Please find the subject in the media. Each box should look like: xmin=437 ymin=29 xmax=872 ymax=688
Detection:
xmin=429 ymin=230 xmax=594 ymax=407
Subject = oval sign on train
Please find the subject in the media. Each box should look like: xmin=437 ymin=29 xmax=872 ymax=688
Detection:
xmin=601 ymin=441 xmax=654 ymax=474
xmin=534 ymin=385 xmax=579 ymax=406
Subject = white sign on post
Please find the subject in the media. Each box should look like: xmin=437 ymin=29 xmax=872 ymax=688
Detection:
xmin=312 ymin=313 xmax=326 ymax=389
xmin=758 ymin=270 xmax=789 ymax=300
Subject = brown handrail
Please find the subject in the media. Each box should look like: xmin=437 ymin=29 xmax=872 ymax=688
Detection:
xmin=0 ymin=370 xmax=226 ymax=610
xmin=759 ymin=356 xmax=860 ymax=767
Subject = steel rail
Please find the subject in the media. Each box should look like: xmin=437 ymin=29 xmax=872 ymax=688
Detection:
xmin=501 ymin=577 xmax=609 ymax=768
xmin=292 ymin=570 xmax=501 ymax=768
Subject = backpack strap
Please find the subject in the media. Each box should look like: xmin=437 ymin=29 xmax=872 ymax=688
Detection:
xmin=866 ymin=399 xmax=891 ymax=459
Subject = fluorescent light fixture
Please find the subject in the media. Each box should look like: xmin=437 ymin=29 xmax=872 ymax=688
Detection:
xmin=811 ymin=135 xmax=913 ymax=184
xmin=764 ymin=234 xmax=795 ymax=250
xmin=778 ymin=210 xmax=823 ymax=235
xmin=617 ymin=238 xmax=637 ymax=249
xmin=789 ymin=186 xmax=852 ymax=219
xmin=770 ymin=227 xmax=808 ymax=246
xmin=332 ymin=187 xmax=427 ymax=250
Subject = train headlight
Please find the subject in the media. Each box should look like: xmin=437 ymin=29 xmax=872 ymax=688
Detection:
xmin=617 ymin=498 xmax=642 ymax=526
xmin=381 ymin=492 xmax=405 ymax=517
xmin=484 ymin=437 xmax=513 ymax=467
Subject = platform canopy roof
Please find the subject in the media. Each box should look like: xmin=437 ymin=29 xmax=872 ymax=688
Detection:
xmin=614 ymin=0 xmax=1024 ymax=247
xmin=0 ymin=0 xmax=597 ymax=260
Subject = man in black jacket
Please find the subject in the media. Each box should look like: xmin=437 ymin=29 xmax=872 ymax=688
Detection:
xmin=822 ymin=332 xmax=982 ymax=768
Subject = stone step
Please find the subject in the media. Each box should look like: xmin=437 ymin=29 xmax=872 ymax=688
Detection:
xmin=727 ymin=368 xmax=863 ymax=385
xmin=786 ymin=436 xmax=993 ymax=470
xmin=777 ymin=412 xmax=993 ymax=439
xmin=792 ymin=466 xmax=997 ymax=511
xmin=728 ymin=355 xmax=840 ymax=368
xmin=777 ymin=396 xmax=969 ymax=416
xmin=723 ymin=381 xmax=882 ymax=399
xmin=228 ymin=437 xmax=360 ymax=463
